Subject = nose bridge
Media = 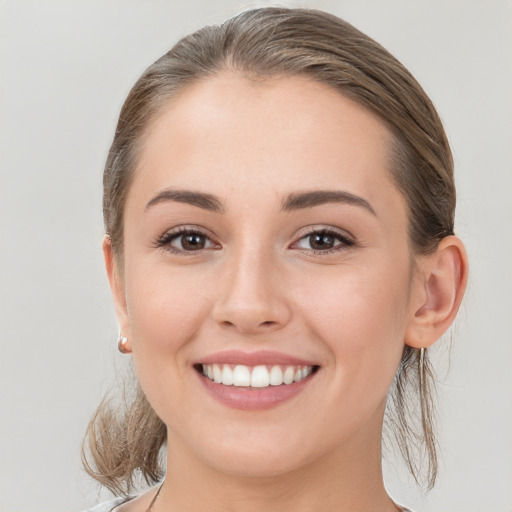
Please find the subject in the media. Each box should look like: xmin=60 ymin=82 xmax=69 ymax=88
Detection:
xmin=213 ymin=239 xmax=289 ymax=333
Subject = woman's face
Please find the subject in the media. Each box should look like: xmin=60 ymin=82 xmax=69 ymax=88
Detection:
xmin=112 ymin=73 xmax=423 ymax=476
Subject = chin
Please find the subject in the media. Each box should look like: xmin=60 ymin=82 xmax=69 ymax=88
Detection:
xmin=181 ymin=424 xmax=323 ymax=479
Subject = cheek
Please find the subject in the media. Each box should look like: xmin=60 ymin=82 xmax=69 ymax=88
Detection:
xmin=124 ymin=264 xmax=212 ymax=366
xmin=295 ymin=260 xmax=410 ymax=389
xmin=123 ymin=264 xmax=216 ymax=423
xmin=298 ymin=259 xmax=409 ymax=335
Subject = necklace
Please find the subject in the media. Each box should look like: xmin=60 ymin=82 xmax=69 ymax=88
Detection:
xmin=145 ymin=482 xmax=164 ymax=512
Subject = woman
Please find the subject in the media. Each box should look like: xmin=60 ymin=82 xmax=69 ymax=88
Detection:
xmin=83 ymin=7 xmax=468 ymax=512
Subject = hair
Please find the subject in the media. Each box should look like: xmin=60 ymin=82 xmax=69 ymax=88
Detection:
xmin=83 ymin=7 xmax=455 ymax=495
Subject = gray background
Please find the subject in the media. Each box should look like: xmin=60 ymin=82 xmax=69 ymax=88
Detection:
xmin=1 ymin=1 xmax=511 ymax=511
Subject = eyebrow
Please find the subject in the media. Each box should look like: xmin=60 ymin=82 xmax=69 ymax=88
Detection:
xmin=144 ymin=188 xmax=375 ymax=216
xmin=145 ymin=188 xmax=225 ymax=213
xmin=281 ymin=190 xmax=376 ymax=215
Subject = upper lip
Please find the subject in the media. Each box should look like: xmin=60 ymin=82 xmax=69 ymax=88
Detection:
xmin=196 ymin=350 xmax=319 ymax=367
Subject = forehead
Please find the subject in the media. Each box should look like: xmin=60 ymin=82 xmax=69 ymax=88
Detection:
xmin=131 ymin=73 xmax=402 ymax=214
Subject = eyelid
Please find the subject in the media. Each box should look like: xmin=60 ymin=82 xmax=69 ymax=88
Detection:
xmin=154 ymin=225 xmax=221 ymax=252
xmin=292 ymin=224 xmax=355 ymax=242
xmin=290 ymin=225 xmax=356 ymax=252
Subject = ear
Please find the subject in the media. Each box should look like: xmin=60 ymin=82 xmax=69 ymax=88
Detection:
xmin=405 ymin=235 xmax=468 ymax=349
xmin=103 ymin=235 xmax=132 ymax=353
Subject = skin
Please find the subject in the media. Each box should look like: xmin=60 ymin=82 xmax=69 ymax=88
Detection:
xmin=106 ymin=73 xmax=468 ymax=512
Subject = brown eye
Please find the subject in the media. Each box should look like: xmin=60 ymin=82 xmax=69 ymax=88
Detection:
xmin=180 ymin=233 xmax=207 ymax=250
xmin=309 ymin=233 xmax=336 ymax=250
xmin=162 ymin=230 xmax=217 ymax=252
xmin=293 ymin=229 xmax=354 ymax=253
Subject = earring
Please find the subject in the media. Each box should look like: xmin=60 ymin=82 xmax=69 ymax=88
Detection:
xmin=117 ymin=335 xmax=131 ymax=354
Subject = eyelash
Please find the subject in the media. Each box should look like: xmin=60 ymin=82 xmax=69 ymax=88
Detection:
xmin=155 ymin=226 xmax=220 ymax=254
xmin=154 ymin=226 xmax=356 ymax=255
xmin=291 ymin=227 xmax=356 ymax=255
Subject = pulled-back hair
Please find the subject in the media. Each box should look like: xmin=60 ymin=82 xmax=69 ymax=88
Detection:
xmin=83 ymin=7 xmax=455 ymax=495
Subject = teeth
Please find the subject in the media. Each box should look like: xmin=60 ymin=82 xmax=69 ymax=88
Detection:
xmin=269 ymin=365 xmax=283 ymax=386
xmin=251 ymin=365 xmax=270 ymax=387
xmin=221 ymin=364 xmax=233 ymax=385
xmin=233 ymin=365 xmax=251 ymax=386
xmin=201 ymin=363 xmax=314 ymax=387
xmin=283 ymin=366 xmax=295 ymax=385
xmin=212 ymin=364 xmax=222 ymax=383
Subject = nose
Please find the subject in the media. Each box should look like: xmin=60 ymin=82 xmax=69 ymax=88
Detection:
xmin=212 ymin=249 xmax=291 ymax=335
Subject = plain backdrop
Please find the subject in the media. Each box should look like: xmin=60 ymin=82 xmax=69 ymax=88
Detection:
xmin=0 ymin=1 xmax=511 ymax=511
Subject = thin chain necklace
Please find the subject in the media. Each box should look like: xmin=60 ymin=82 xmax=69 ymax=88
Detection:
xmin=145 ymin=482 xmax=164 ymax=512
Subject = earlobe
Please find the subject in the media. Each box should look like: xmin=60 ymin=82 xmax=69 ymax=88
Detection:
xmin=103 ymin=236 xmax=132 ymax=351
xmin=405 ymin=236 xmax=468 ymax=349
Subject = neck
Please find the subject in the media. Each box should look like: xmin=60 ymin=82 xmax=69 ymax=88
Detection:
xmin=157 ymin=409 xmax=399 ymax=512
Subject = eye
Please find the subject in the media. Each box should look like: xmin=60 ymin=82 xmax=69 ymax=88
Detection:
xmin=172 ymin=232 xmax=211 ymax=251
xmin=156 ymin=227 xmax=219 ymax=253
xmin=292 ymin=228 xmax=355 ymax=253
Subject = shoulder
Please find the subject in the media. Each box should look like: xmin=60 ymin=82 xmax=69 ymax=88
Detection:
xmin=82 ymin=496 xmax=133 ymax=512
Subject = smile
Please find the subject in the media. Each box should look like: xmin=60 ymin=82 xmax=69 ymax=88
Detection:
xmin=200 ymin=364 xmax=315 ymax=388
xmin=195 ymin=351 xmax=320 ymax=410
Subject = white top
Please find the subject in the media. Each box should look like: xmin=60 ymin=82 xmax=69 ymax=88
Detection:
xmin=83 ymin=497 xmax=130 ymax=512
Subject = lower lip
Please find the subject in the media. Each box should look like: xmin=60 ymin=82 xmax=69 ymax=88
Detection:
xmin=197 ymin=371 xmax=316 ymax=411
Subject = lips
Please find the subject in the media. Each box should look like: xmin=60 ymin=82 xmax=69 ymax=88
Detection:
xmin=194 ymin=351 xmax=319 ymax=410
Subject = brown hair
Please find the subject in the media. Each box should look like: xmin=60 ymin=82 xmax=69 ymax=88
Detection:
xmin=83 ymin=7 xmax=455 ymax=494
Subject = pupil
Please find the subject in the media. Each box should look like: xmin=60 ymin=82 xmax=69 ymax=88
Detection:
xmin=182 ymin=234 xmax=205 ymax=250
xmin=310 ymin=233 xmax=334 ymax=250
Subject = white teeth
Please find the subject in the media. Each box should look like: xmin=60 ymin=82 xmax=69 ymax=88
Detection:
xmin=201 ymin=363 xmax=314 ymax=387
xmin=251 ymin=365 xmax=270 ymax=388
xmin=221 ymin=364 xmax=233 ymax=385
xmin=269 ymin=365 xmax=283 ymax=386
xmin=283 ymin=366 xmax=295 ymax=385
xmin=233 ymin=365 xmax=251 ymax=386
xmin=212 ymin=364 xmax=222 ymax=383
